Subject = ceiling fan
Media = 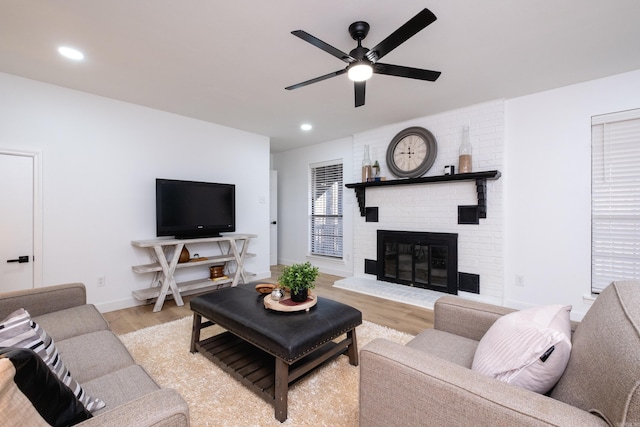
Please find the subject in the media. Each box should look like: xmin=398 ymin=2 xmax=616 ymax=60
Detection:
xmin=285 ymin=8 xmax=441 ymax=107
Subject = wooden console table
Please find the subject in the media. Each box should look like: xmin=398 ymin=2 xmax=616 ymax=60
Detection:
xmin=131 ymin=234 xmax=256 ymax=312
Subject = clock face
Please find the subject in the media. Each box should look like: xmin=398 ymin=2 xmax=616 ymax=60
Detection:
xmin=393 ymin=135 xmax=428 ymax=172
xmin=386 ymin=127 xmax=438 ymax=178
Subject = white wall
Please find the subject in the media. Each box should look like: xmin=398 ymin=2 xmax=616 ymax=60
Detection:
xmin=0 ymin=72 xmax=271 ymax=312
xmin=272 ymin=102 xmax=505 ymax=298
xmin=274 ymin=68 xmax=640 ymax=321
xmin=272 ymin=137 xmax=354 ymax=277
xmin=504 ymin=69 xmax=640 ymax=320
xmin=351 ymin=100 xmax=505 ymax=305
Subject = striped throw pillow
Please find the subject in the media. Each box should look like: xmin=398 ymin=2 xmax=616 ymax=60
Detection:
xmin=0 ymin=308 xmax=105 ymax=412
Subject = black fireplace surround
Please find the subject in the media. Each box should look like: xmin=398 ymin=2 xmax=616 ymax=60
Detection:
xmin=376 ymin=230 xmax=458 ymax=295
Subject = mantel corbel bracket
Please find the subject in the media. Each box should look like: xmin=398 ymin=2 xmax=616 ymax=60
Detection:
xmin=476 ymin=178 xmax=487 ymax=219
xmin=354 ymin=187 xmax=366 ymax=216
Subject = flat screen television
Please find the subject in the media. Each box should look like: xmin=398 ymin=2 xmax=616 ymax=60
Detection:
xmin=156 ymin=178 xmax=235 ymax=239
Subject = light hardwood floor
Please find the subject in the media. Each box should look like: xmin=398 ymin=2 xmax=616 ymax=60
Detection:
xmin=103 ymin=265 xmax=434 ymax=336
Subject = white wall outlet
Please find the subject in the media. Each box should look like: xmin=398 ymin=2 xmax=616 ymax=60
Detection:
xmin=97 ymin=276 xmax=106 ymax=287
xmin=515 ymin=275 xmax=525 ymax=287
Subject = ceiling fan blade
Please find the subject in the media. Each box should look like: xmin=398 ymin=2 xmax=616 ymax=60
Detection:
xmin=291 ymin=30 xmax=355 ymax=63
xmin=354 ymin=81 xmax=366 ymax=107
xmin=373 ymin=62 xmax=441 ymax=81
xmin=285 ymin=69 xmax=347 ymax=90
xmin=366 ymin=8 xmax=437 ymax=62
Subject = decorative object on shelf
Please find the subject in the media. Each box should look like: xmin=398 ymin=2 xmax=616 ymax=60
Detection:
xmin=444 ymin=165 xmax=455 ymax=175
xmin=278 ymin=261 xmax=319 ymax=303
xmin=178 ymin=246 xmax=190 ymax=263
xmin=263 ymin=292 xmax=318 ymax=312
xmin=372 ymin=160 xmax=381 ymax=179
xmin=270 ymin=287 xmax=284 ymax=301
xmin=255 ymin=283 xmax=276 ymax=294
xmin=362 ymin=144 xmax=373 ymax=182
xmin=386 ymin=126 xmax=438 ymax=178
xmin=458 ymin=126 xmax=473 ymax=173
xmin=210 ymin=265 xmax=225 ymax=279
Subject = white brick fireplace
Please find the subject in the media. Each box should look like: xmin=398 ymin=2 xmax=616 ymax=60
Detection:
xmin=349 ymin=100 xmax=505 ymax=305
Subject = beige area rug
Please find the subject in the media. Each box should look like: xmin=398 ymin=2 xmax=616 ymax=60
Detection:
xmin=119 ymin=316 xmax=413 ymax=427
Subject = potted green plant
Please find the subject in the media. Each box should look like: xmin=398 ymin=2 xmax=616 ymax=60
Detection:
xmin=279 ymin=262 xmax=319 ymax=302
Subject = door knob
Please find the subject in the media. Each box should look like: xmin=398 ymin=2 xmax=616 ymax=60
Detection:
xmin=271 ymin=221 xmax=277 ymax=225
xmin=7 ymin=255 xmax=29 ymax=263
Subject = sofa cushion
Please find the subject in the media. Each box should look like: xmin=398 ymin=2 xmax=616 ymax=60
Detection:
xmin=472 ymin=304 xmax=572 ymax=394
xmin=0 ymin=347 xmax=92 ymax=427
xmin=0 ymin=308 xmax=105 ymax=412
xmin=407 ymin=328 xmax=479 ymax=368
xmin=0 ymin=283 xmax=86 ymax=321
xmin=33 ymin=304 xmax=109 ymax=342
xmin=82 ymin=364 xmax=160 ymax=415
xmin=550 ymin=281 xmax=640 ymax=426
xmin=56 ymin=330 xmax=135 ymax=384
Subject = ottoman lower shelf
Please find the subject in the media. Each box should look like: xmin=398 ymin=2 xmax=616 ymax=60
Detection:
xmin=194 ymin=330 xmax=349 ymax=406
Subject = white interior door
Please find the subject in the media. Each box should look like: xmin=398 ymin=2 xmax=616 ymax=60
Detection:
xmin=0 ymin=153 xmax=35 ymax=291
xmin=269 ymin=170 xmax=278 ymax=266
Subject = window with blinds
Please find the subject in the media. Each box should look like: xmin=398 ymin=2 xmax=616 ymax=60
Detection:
xmin=591 ymin=108 xmax=640 ymax=293
xmin=310 ymin=162 xmax=343 ymax=258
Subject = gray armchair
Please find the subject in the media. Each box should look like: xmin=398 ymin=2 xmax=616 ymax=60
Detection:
xmin=359 ymin=281 xmax=640 ymax=426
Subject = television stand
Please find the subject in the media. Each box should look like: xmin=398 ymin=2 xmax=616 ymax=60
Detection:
xmin=131 ymin=234 xmax=256 ymax=312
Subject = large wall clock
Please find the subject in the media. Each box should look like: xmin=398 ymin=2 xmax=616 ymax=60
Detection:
xmin=386 ymin=126 xmax=438 ymax=178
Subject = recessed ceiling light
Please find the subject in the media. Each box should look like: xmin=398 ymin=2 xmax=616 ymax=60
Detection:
xmin=300 ymin=123 xmax=312 ymax=131
xmin=58 ymin=46 xmax=84 ymax=61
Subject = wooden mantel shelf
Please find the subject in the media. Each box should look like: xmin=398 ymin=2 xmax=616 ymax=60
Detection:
xmin=345 ymin=170 xmax=502 ymax=221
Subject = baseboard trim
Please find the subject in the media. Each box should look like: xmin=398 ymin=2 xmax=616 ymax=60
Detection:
xmin=95 ymin=297 xmax=144 ymax=313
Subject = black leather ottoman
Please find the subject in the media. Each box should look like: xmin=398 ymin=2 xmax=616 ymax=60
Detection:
xmin=189 ymin=283 xmax=362 ymax=422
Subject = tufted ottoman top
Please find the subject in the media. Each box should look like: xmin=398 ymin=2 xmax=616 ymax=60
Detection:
xmin=190 ymin=283 xmax=362 ymax=362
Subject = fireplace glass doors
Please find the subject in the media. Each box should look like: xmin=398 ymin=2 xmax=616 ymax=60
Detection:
xmin=377 ymin=230 xmax=458 ymax=295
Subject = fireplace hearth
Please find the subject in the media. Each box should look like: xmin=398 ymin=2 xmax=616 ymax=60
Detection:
xmin=376 ymin=230 xmax=458 ymax=295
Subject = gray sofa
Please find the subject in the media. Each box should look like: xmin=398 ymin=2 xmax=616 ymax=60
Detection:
xmin=360 ymin=281 xmax=640 ymax=426
xmin=0 ymin=283 xmax=189 ymax=426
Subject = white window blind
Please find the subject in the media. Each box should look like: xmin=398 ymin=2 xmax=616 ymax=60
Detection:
xmin=310 ymin=162 xmax=343 ymax=258
xmin=591 ymin=109 xmax=640 ymax=293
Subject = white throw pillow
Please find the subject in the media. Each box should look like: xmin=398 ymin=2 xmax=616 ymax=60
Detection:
xmin=471 ymin=304 xmax=572 ymax=394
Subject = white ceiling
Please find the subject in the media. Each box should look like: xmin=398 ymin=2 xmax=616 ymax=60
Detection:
xmin=2 ymin=1 xmax=640 ymax=152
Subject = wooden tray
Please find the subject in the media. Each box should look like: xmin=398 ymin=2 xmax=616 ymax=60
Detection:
xmin=263 ymin=293 xmax=317 ymax=312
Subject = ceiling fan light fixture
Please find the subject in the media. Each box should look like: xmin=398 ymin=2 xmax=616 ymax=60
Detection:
xmin=348 ymin=62 xmax=373 ymax=82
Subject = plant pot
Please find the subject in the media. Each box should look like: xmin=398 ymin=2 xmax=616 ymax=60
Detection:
xmin=290 ymin=288 xmax=308 ymax=302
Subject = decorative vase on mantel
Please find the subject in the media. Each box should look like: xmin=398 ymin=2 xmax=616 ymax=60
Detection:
xmin=362 ymin=144 xmax=373 ymax=182
xmin=458 ymin=126 xmax=473 ymax=173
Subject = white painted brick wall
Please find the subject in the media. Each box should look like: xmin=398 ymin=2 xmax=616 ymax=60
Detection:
xmin=350 ymin=100 xmax=505 ymax=304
